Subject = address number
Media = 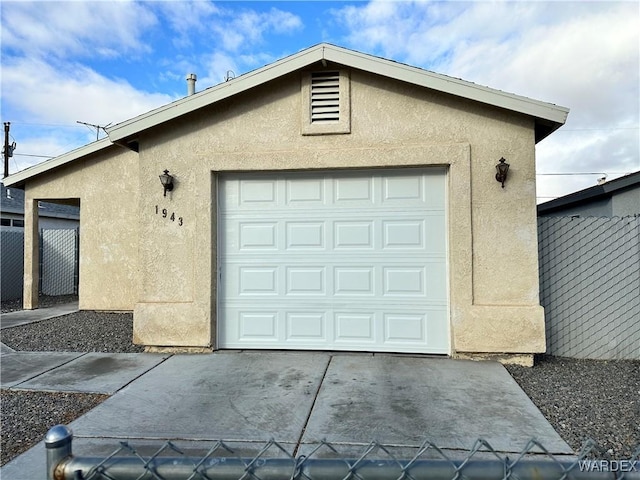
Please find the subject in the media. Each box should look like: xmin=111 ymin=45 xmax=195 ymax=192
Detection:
xmin=155 ymin=205 xmax=183 ymax=226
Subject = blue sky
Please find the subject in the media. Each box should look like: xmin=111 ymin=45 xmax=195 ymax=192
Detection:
xmin=1 ymin=0 xmax=638 ymax=202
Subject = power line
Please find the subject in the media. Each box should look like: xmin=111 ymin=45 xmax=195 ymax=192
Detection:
xmin=14 ymin=153 xmax=55 ymax=159
xmin=9 ymin=121 xmax=87 ymax=129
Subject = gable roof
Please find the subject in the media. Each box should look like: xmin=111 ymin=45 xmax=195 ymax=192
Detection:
xmin=537 ymin=170 xmax=640 ymax=215
xmin=4 ymin=43 xmax=569 ymax=189
xmin=108 ymin=43 xmax=568 ymax=147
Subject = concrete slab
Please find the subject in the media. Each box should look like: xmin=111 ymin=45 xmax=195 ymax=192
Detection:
xmin=16 ymin=353 xmax=170 ymax=394
xmin=0 ymin=352 xmax=84 ymax=387
xmin=2 ymin=352 xmax=575 ymax=479
xmin=68 ymin=352 xmax=331 ymax=441
xmin=0 ymin=302 xmax=79 ymax=329
xmin=0 ymin=341 xmax=16 ymax=353
xmin=300 ymin=355 xmax=572 ymax=454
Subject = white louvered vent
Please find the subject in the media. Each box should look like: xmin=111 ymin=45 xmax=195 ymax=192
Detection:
xmin=310 ymin=71 xmax=340 ymax=124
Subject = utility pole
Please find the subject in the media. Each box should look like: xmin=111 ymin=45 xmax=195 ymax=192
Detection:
xmin=3 ymin=122 xmax=10 ymax=179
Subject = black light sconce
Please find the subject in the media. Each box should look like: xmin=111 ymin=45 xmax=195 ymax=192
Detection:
xmin=159 ymin=169 xmax=174 ymax=197
xmin=495 ymin=157 xmax=510 ymax=188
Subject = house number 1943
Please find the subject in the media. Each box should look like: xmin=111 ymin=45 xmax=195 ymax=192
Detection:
xmin=155 ymin=205 xmax=183 ymax=226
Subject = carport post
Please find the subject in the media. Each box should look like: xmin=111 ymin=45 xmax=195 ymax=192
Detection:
xmin=23 ymin=198 xmax=39 ymax=309
xmin=45 ymin=425 xmax=73 ymax=480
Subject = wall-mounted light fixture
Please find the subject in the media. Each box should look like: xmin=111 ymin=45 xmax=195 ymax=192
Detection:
xmin=495 ymin=157 xmax=510 ymax=188
xmin=159 ymin=169 xmax=174 ymax=197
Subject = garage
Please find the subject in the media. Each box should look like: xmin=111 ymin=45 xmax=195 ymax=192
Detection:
xmin=218 ymin=168 xmax=449 ymax=353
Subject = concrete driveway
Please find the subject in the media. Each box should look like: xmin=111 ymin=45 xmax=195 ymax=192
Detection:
xmin=1 ymin=351 xmax=572 ymax=479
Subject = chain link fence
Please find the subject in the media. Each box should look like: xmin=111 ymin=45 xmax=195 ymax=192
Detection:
xmin=40 ymin=228 xmax=79 ymax=296
xmin=0 ymin=228 xmax=79 ymax=302
xmin=538 ymin=216 xmax=640 ymax=360
xmin=45 ymin=425 xmax=640 ymax=480
xmin=0 ymin=229 xmax=24 ymax=301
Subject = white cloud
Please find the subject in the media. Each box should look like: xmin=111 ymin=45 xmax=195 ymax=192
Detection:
xmin=0 ymin=1 xmax=157 ymax=59
xmin=211 ymin=7 xmax=303 ymax=52
xmin=149 ymin=3 xmax=303 ymax=89
xmin=1 ymin=57 xmax=173 ymax=128
xmin=331 ymin=0 xmax=639 ymax=200
xmin=8 ymin=129 xmax=97 ymax=171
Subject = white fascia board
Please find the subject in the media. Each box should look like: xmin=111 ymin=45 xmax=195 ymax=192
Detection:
xmin=107 ymin=42 xmax=568 ymax=144
xmin=2 ymin=138 xmax=113 ymax=187
xmin=108 ymin=48 xmax=325 ymax=142
xmin=322 ymin=45 xmax=569 ymax=124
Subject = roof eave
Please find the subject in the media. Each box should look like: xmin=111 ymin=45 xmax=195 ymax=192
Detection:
xmin=108 ymin=47 xmax=326 ymax=143
xmin=323 ymin=45 xmax=569 ymax=130
xmin=2 ymin=138 xmax=114 ymax=188
xmin=108 ymin=43 xmax=568 ymax=145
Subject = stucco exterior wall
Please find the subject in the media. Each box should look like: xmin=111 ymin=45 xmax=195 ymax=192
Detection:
xmin=131 ymin=66 xmax=545 ymax=355
xmin=24 ymin=146 xmax=139 ymax=311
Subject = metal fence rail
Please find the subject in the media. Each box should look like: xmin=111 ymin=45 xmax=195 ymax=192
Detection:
xmin=45 ymin=425 xmax=640 ymax=480
xmin=538 ymin=216 xmax=640 ymax=360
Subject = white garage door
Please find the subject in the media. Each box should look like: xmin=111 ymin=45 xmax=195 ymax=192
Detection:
xmin=218 ymin=168 xmax=449 ymax=353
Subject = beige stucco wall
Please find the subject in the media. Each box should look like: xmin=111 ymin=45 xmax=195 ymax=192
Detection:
xmin=131 ymin=66 xmax=545 ymax=354
xmin=20 ymin=64 xmax=546 ymax=355
xmin=24 ymin=146 xmax=139 ymax=311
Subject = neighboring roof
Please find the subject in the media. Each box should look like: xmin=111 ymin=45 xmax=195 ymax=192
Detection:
xmin=0 ymin=184 xmax=80 ymax=219
xmin=4 ymin=43 xmax=569 ymax=189
xmin=537 ymin=170 xmax=640 ymax=215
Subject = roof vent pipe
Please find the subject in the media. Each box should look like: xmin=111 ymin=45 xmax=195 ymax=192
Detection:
xmin=186 ymin=73 xmax=197 ymax=96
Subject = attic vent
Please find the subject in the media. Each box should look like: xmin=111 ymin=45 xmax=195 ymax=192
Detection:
xmin=301 ymin=70 xmax=351 ymax=135
xmin=310 ymin=72 xmax=340 ymax=124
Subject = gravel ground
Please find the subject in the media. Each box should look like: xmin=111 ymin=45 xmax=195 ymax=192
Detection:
xmin=1 ymin=308 xmax=639 ymax=466
xmin=1 ymin=309 xmax=143 ymax=466
xmin=506 ymin=357 xmax=640 ymax=459
xmin=1 ymin=294 xmax=79 ymax=314
xmin=0 ymin=390 xmax=109 ymax=466
xmin=1 ymin=310 xmax=143 ymax=353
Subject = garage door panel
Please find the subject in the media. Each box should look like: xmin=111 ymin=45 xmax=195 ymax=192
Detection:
xmin=334 ymin=221 xmax=374 ymax=249
xmin=219 ymin=169 xmax=449 ymax=353
xmin=286 ymin=178 xmax=326 ymax=204
xmin=383 ymin=220 xmax=424 ymax=248
xmin=383 ymin=267 xmax=425 ymax=296
xmin=286 ymin=312 xmax=327 ymax=341
xmin=335 ymin=313 xmax=375 ymax=342
xmin=239 ymin=311 xmax=278 ymax=340
xmin=239 ymin=179 xmax=277 ymax=205
xmin=223 ymin=306 xmax=448 ymax=352
xmin=286 ymin=267 xmax=326 ymax=295
xmin=285 ymin=222 xmax=325 ymax=249
xmin=238 ymin=222 xmax=277 ymax=250
xmin=334 ymin=177 xmax=374 ymax=203
xmin=383 ymin=313 xmax=426 ymax=342
xmin=383 ymin=175 xmax=423 ymax=202
xmin=238 ymin=267 xmax=278 ymax=295
xmin=334 ymin=267 xmax=374 ymax=295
